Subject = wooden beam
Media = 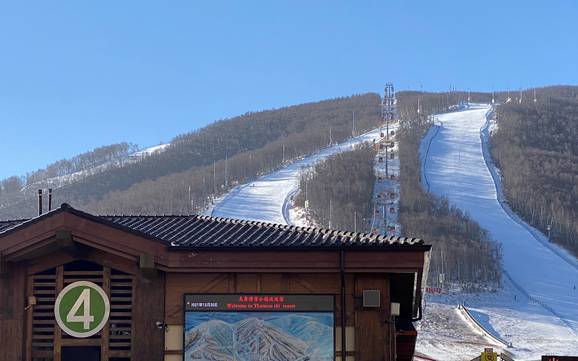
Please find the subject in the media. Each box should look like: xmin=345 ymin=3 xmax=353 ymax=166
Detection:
xmin=25 ymin=275 xmax=33 ymax=361
xmin=53 ymin=266 xmax=63 ymax=361
xmin=54 ymin=230 xmax=72 ymax=244
xmin=100 ymin=266 xmax=111 ymax=361
xmin=139 ymin=253 xmax=155 ymax=269
xmin=0 ymin=252 xmax=7 ymax=276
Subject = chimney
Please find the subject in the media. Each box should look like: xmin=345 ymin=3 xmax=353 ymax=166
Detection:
xmin=48 ymin=188 xmax=53 ymax=211
xmin=38 ymin=189 xmax=43 ymax=216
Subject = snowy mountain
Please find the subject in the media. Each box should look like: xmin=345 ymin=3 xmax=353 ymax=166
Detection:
xmin=185 ymin=320 xmax=236 ymax=360
xmin=0 ymin=93 xmax=381 ymax=219
xmin=205 ymin=99 xmax=578 ymax=360
xmin=22 ymin=143 xmax=170 ymax=191
xmin=417 ymin=104 xmax=578 ymax=360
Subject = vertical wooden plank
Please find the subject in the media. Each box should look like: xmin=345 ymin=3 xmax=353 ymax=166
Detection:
xmin=281 ymin=274 xmax=290 ymax=293
xmin=345 ymin=275 xmax=355 ymax=327
xmin=131 ymin=275 xmax=137 ymax=361
xmin=101 ymin=266 xmax=110 ymax=361
xmin=227 ymin=273 xmax=235 ymax=292
xmin=132 ymin=271 xmax=165 ymax=361
xmin=0 ymin=264 xmax=26 ymax=361
xmin=25 ymin=275 xmax=33 ymax=361
xmin=53 ymin=265 xmax=63 ymax=361
xmin=354 ymin=275 xmax=390 ymax=361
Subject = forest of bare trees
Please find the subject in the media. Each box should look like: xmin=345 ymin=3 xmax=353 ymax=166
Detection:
xmin=293 ymin=144 xmax=376 ymax=233
xmin=25 ymin=143 xmax=139 ymax=184
xmin=0 ymin=143 xmax=138 ymax=208
xmin=0 ymin=93 xmax=381 ymax=218
xmin=491 ymin=86 xmax=578 ymax=256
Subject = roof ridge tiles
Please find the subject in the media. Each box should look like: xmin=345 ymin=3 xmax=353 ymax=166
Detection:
xmin=0 ymin=204 xmax=426 ymax=249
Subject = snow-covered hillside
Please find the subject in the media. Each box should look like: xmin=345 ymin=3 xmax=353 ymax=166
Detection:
xmin=417 ymin=104 xmax=578 ymax=360
xmin=22 ymin=143 xmax=169 ymax=192
xmin=207 ymin=103 xmax=578 ymax=359
xmin=209 ymin=128 xmax=387 ymax=224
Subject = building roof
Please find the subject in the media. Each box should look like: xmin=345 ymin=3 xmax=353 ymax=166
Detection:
xmin=0 ymin=204 xmax=427 ymax=250
xmin=0 ymin=219 xmax=27 ymax=233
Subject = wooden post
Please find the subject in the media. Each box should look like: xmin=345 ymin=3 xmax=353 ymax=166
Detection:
xmin=53 ymin=266 xmax=63 ymax=361
xmin=25 ymin=275 xmax=33 ymax=361
xmin=131 ymin=271 xmax=165 ymax=360
xmin=101 ymin=266 xmax=111 ymax=361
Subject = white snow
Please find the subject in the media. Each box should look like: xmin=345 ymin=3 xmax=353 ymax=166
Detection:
xmin=289 ymin=206 xmax=316 ymax=228
xmin=417 ymin=104 xmax=578 ymax=360
xmin=416 ymin=301 xmax=502 ymax=360
xmin=131 ymin=143 xmax=170 ymax=157
xmin=210 ymin=128 xmax=387 ymax=224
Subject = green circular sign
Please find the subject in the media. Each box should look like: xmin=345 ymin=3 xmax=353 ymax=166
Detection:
xmin=54 ymin=281 xmax=110 ymax=338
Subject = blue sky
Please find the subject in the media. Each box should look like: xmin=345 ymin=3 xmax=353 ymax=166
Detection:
xmin=1 ymin=1 xmax=577 ymax=179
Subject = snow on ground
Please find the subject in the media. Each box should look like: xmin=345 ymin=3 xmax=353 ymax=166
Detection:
xmin=417 ymin=300 xmax=501 ymax=360
xmin=210 ymin=127 xmax=388 ymax=224
xmin=131 ymin=143 xmax=170 ymax=157
xmin=288 ymin=206 xmax=316 ymax=228
xmin=417 ymin=104 xmax=578 ymax=360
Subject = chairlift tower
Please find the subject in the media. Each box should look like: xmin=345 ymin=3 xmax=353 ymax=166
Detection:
xmin=381 ymin=84 xmax=396 ymax=178
xmin=381 ymin=84 xmax=396 ymax=135
xmin=371 ymin=84 xmax=399 ymax=236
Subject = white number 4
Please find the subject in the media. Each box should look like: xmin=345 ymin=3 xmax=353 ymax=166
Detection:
xmin=66 ymin=288 xmax=94 ymax=330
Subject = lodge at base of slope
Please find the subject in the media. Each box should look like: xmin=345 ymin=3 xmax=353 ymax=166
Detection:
xmin=0 ymin=203 xmax=430 ymax=361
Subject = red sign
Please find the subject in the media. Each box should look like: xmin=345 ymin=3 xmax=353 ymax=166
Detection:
xmin=542 ymin=357 xmax=578 ymax=361
xmin=185 ymin=294 xmax=334 ymax=312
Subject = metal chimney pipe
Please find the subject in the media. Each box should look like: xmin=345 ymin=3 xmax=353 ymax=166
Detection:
xmin=38 ymin=189 xmax=43 ymax=216
xmin=48 ymin=188 xmax=53 ymax=211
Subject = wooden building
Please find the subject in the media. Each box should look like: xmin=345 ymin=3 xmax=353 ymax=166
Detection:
xmin=0 ymin=203 xmax=430 ymax=361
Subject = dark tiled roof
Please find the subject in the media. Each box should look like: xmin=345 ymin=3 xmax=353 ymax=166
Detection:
xmin=101 ymin=215 xmax=424 ymax=248
xmin=0 ymin=219 xmax=28 ymax=233
xmin=0 ymin=204 xmax=426 ymax=250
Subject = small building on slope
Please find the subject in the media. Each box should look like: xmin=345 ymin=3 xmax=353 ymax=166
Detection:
xmin=0 ymin=203 xmax=430 ymax=361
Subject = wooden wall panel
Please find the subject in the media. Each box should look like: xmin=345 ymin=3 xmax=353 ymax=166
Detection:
xmin=165 ymin=251 xmax=339 ymax=270
xmin=288 ymin=274 xmax=340 ymax=293
xmin=346 ymin=251 xmax=424 ymax=270
xmin=132 ymin=271 xmax=165 ymax=361
xmin=345 ymin=275 xmax=355 ymax=327
xmin=354 ymin=275 xmax=391 ymax=361
xmin=259 ymin=274 xmax=283 ymax=293
xmin=165 ymin=273 xmax=347 ymax=324
xmin=235 ymin=274 xmax=259 ymax=293
xmin=0 ymin=263 xmax=26 ymax=361
xmin=165 ymin=273 xmax=232 ymax=324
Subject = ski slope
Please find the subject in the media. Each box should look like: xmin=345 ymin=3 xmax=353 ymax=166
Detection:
xmin=420 ymin=104 xmax=578 ymax=359
xmin=210 ymin=127 xmax=387 ymax=224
